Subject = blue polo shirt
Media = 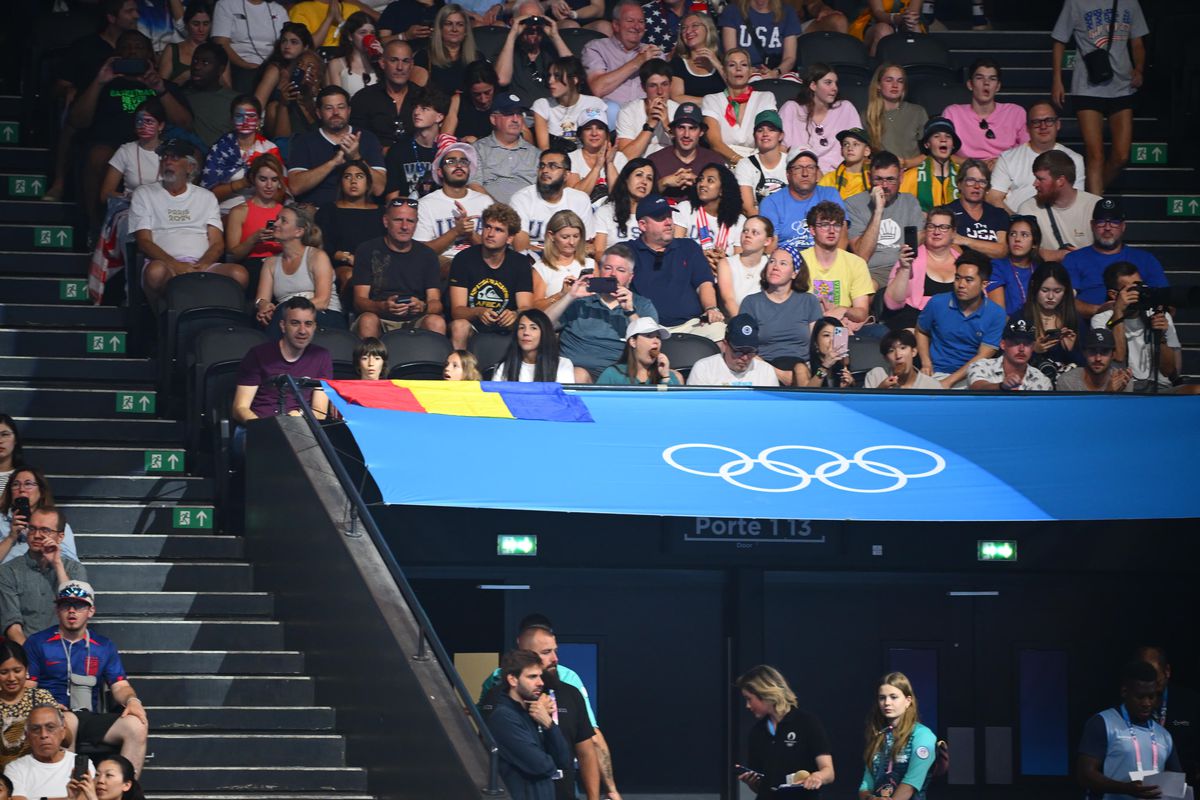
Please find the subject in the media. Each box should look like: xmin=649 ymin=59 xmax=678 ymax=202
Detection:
xmin=25 ymin=626 xmax=127 ymax=711
xmin=629 ymin=237 xmax=712 ymax=326
xmin=1063 ymin=244 xmax=1167 ymax=306
xmin=760 ymin=186 xmax=845 ymax=249
xmin=917 ymin=294 xmax=1006 ymax=374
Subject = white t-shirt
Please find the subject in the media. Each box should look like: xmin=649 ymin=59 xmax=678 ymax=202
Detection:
xmin=863 ymin=367 xmax=945 ymax=389
xmin=530 ymin=94 xmax=609 ymax=141
xmin=992 ymin=142 xmax=1085 ymax=212
xmin=108 ymin=142 xmax=161 ymax=195
xmin=414 ymin=188 xmax=493 ymax=257
xmin=129 ymin=182 xmax=223 ymax=261
xmin=1092 ymin=310 xmax=1180 ymax=386
xmin=4 ymin=752 xmax=93 ymax=799
xmin=212 ymin=0 xmax=287 ymax=66
xmin=593 ymin=201 xmax=641 ymax=246
xmin=493 ymin=356 xmax=577 ymax=382
xmin=509 ymin=185 xmax=597 ymax=246
xmin=734 ymin=151 xmax=788 ymax=204
xmin=700 ymin=90 xmax=777 ymax=157
xmin=672 ymin=201 xmax=745 ymax=257
xmin=567 ymin=149 xmax=628 ymax=199
xmin=1016 ymin=190 xmax=1101 ymax=251
xmin=726 ymin=253 xmax=768 ymax=306
xmin=533 ymin=257 xmax=595 ymax=298
xmin=686 ymin=352 xmax=780 ymax=386
xmin=615 ymin=97 xmax=680 ymax=157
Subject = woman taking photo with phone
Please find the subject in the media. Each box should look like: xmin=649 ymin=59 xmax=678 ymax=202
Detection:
xmin=883 ymin=205 xmax=959 ymax=331
xmin=68 ymin=754 xmax=146 ymax=800
xmin=859 ymin=672 xmax=937 ymax=800
xmin=803 ymin=317 xmax=855 ymax=388
xmin=736 ymin=664 xmax=835 ymax=796
xmin=0 ymin=467 xmax=79 ymax=565
xmin=492 ymin=310 xmax=576 ymax=382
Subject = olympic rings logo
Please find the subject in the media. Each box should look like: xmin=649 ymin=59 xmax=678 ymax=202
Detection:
xmin=661 ymin=444 xmax=946 ymax=494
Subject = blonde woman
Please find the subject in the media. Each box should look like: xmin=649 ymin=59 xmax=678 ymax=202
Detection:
xmin=670 ymin=13 xmax=726 ymax=105
xmin=701 ymin=48 xmax=777 ymax=163
xmin=254 ymin=204 xmax=346 ymax=333
xmin=865 ymin=64 xmax=928 ymax=169
xmin=735 ymin=665 xmax=835 ymax=797
xmin=412 ymin=5 xmax=477 ymax=91
xmin=532 ymin=210 xmax=595 ymax=309
xmin=859 ymin=672 xmax=937 ymax=800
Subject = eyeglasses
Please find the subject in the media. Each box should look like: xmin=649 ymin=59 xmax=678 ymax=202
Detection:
xmin=1093 ymin=219 xmax=1123 ymax=228
xmin=978 ymin=119 xmax=996 ymax=140
xmin=441 ymin=157 xmax=471 ymax=167
xmin=10 ymin=480 xmax=38 ymax=490
xmin=788 ymin=163 xmax=818 ymax=173
xmin=812 ymin=220 xmax=842 ymax=230
xmin=731 ymin=347 xmax=757 ymax=356
xmin=538 ymin=163 xmax=567 ymax=171
xmin=960 ymin=177 xmax=988 ymax=187
xmin=28 ymin=526 xmax=63 ymax=536
xmin=925 ymin=223 xmax=953 ymax=232
xmin=872 ymin=176 xmax=899 ymax=185
xmin=813 ymin=123 xmax=828 ymax=148
xmin=1029 ymin=116 xmax=1059 ymax=127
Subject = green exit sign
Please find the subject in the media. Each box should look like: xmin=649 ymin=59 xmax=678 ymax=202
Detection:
xmin=34 ymin=226 xmax=72 ymax=249
xmin=59 ymin=279 xmax=88 ymax=301
xmin=145 ymin=449 xmax=184 ymax=473
xmin=497 ymin=534 xmax=538 ymax=556
xmin=978 ymin=540 xmax=1017 ymax=562
xmin=174 ymin=507 xmax=213 ymax=529
xmin=115 ymin=391 xmax=155 ymax=414
xmin=0 ymin=122 xmax=18 ymax=143
xmin=8 ymin=175 xmax=45 ymax=197
xmin=86 ymin=332 xmax=126 ymax=354
xmin=1130 ymin=144 xmax=1166 ymax=165
xmin=1167 ymin=196 xmax=1200 ymax=217
xmin=1061 ymin=51 xmax=1076 ymax=69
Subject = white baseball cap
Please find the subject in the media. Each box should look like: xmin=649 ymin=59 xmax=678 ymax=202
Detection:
xmin=624 ymin=318 xmax=671 ymax=341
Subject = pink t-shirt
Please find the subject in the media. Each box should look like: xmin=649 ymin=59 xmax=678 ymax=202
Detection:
xmin=884 ymin=246 xmax=961 ymax=311
xmin=779 ymin=100 xmax=862 ymax=173
xmin=942 ymin=102 xmax=1029 ymax=160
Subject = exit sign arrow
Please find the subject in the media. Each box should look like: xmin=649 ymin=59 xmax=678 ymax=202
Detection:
xmin=1131 ymin=144 xmax=1167 ymax=165
xmin=145 ymin=450 xmax=185 ymax=473
xmin=173 ymin=507 xmax=214 ymax=529
xmin=1167 ymin=196 xmax=1200 ymax=217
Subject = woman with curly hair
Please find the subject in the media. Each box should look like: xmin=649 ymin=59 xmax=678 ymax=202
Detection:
xmin=672 ymin=164 xmax=745 ymax=271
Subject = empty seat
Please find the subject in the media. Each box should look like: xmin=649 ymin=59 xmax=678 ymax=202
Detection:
xmin=469 ymin=331 xmax=511 ymax=379
xmin=908 ymin=79 xmax=971 ymax=117
xmin=660 ymin=333 xmax=719 ymax=378
xmin=904 ymin=64 xmax=960 ymax=84
xmin=188 ymin=325 xmax=269 ymax=469
xmin=752 ymin=78 xmax=804 ymax=108
xmin=848 ymin=335 xmax=888 ymax=375
xmin=472 ymin=25 xmax=508 ymax=60
xmin=313 ymin=326 xmax=362 ymax=379
xmin=797 ymin=31 xmax=869 ymax=69
xmin=161 ymin=272 xmax=250 ymax=415
xmin=381 ymin=329 xmax=454 ymax=380
xmin=838 ymin=77 xmax=871 ymax=116
xmin=558 ymin=27 xmax=605 ymax=57
xmin=875 ymin=33 xmax=951 ymax=68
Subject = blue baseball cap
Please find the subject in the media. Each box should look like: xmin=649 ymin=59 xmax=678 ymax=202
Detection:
xmin=490 ymin=92 xmax=526 ymax=115
xmin=636 ymin=193 xmax=672 ymax=220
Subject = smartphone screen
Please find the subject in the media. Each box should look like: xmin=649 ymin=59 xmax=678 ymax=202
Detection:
xmin=903 ymin=225 xmax=919 ymax=253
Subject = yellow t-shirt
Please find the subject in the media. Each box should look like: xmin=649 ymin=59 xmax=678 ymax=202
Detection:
xmin=289 ymin=2 xmax=360 ymax=47
xmin=818 ymin=166 xmax=869 ymax=199
xmin=800 ymin=247 xmax=874 ymax=308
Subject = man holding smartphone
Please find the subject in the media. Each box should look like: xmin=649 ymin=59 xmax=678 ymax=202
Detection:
xmin=846 ymin=151 xmax=925 ymax=290
xmin=351 ymin=200 xmax=446 ymax=339
xmin=2 ymin=705 xmax=92 ymax=799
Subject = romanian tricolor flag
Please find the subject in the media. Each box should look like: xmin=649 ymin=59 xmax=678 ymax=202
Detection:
xmin=323 ymin=380 xmax=593 ymax=423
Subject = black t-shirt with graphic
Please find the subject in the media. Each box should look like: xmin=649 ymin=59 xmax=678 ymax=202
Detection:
xmin=384 ymin=134 xmax=438 ymax=199
xmin=350 ymin=236 xmax=441 ymax=321
xmin=448 ymin=245 xmax=533 ymax=329
xmin=88 ymin=78 xmax=190 ymax=147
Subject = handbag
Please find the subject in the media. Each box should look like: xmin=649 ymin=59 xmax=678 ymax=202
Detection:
xmin=1081 ymin=0 xmax=1119 ymax=85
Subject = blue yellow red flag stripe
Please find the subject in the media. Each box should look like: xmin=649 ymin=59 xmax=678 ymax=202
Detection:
xmin=323 ymin=380 xmax=593 ymax=423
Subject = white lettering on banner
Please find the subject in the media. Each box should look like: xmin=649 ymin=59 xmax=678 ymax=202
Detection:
xmin=686 ymin=517 xmax=820 ymax=546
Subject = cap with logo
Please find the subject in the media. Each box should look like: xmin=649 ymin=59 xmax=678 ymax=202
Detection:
xmin=56 ymin=580 xmax=96 ymax=607
xmin=157 ymin=138 xmax=200 ymax=160
xmin=670 ymin=102 xmax=704 ymax=128
xmin=753 ymin=109 xmax=784 ymax=132
xmin=1081 ymin=327 xmax=1116 ymax=351
xmin=1092 ymin=197 xmax=1125 ymax=222
xmin=579 ymin=107 xmax=609 ymax=130
xmin=490 ymin=92 xmax=527 ymax=115
xmin=836 ymin=127 xmax=871 ymax=146
xmin=636 ymin=193 xmax=672 ymax=220
xmin=1003 ymin=316 xmax=1037 ymax=343
xmin=725 ymin=314 xmax=760 ymax=348
xmin=624 ymin=317 xmax=671 ymax=340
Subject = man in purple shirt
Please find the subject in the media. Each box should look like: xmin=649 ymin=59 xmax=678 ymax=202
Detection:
xmin=582 ymin=0 xmax=662 ymax=122
xmin=232 ymin=296 xmax=333 ymax=424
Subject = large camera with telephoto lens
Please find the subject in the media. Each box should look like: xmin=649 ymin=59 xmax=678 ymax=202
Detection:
xmin=1127 ymin=282 xmax=1200 ymax=317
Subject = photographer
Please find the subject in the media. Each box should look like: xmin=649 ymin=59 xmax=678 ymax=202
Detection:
xmin=1091 ymin=262 xmax=1179 ymax=393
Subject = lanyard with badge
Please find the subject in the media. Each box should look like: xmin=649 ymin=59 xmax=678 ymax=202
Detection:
xmin=1120 ymin=704 xmax=1159 ymax=780
xmin=62 ymin=636 xmax=98 ymax=711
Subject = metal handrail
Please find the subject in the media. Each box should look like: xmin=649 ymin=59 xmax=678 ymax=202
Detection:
xmin=277 ymin=375 xmax=506 ymax=796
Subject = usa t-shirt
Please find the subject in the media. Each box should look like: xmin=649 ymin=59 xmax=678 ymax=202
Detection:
xmin=415 ymin=189 xmax=493 ymax=257
xmin=508 ymin=186 xmax=597 ymax=246
xmin=717 ymin=4 xmax=802 ymax=68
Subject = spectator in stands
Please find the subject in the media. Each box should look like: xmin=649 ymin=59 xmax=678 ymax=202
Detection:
xmin=289 ymin=1 xmax=378 ymax=49
xmin=224 ymin=153 xmax=286 ymax=290
xmin=383 ymin=85 xmax=448 ymax=200
xmin=916 ymin=249 xmax=1005 ymax=388
xmin=180 ymin=43 xmax=238 ymax=151
xmin=717 ymin=215 xmax=775 ymax=315
xmin=701 ymin=49 xmax=777 ymax=164
xmin=781 ymin=65 xmax=863 ymax=173
xmin=263 ymin=49 xmax=324 ymax=143
xmin=253 ymin=204 xmax=346 ymax=333
xmin=648 ymin=103 xmax=724 ymax=204
xmin=443 ymin=350 xmax=484 ymax=381
xmin=735 ymin=110 xmax=788 ymax=216
xmin=377 ymin=0 xmax=436 ymax=43
xmin=942 ymin=59 xmax=1028 ymax=162
xmin=847 ymin=150 xmax=924 ymax=289
xmin=593 ymin=158 xmax=658 ymax=252
xmin=1064 ymin=197 xmax=1168 ymax=319
xmin=629 ymin=194 xmax=723 ymax=338
xmin=25 ymin=581 xmax=148 ymax=775
xmin=1056 ymin=328 xmax=1131 ymax=392
xmin=597 ymin=318 xmax=683 ymax=384
xmin=232 ymin=296 xmax=333 ymax=426
xmin=493 ymin=310 xmax=577 ymax=382
xmin=859 ymin=673 xmax=937 ymax=799
xmin=668 ymin=13 xmax=724 ymax=107
xmin=68 ymin=755 xmax=145 ymax=800
xmin=547 ymin=243 xmax=657 ymax=382
xmin=798 ymin=201 xmax=870 ymax=324
xmin=134 ymin=139 xmax=248 ymax=308
xmin=946 ymin=159 xmax=1009 ymax=259
xmin=486 ymin=649 xmax=575 ymax=800
xmin=212 ymin=0 xmax=289 ymax=93
xmin=739 ymin=243 xmax=822 ymax=385
xmin=882 ymin=205 xmax=954 ymax=330
xmin=2 ymin=705 xmax=91 ymax=798
xmin=472 ymin=92 xmax=540 ymax=204
xmin=0 ymin=640 xmax=59 ymax=771
xmin=511 ymin=150 xmax=597 ymax=253
xmin=1019 ymin=261 xmax=1081 ymax=379
xmin=865 ymin=64 xmax=928 ymax=169
xmin=316 ymin=160 xmax=383 ymax=294
xmin=354 ymin=338 xmax=388 ymax=380
xmin=449 ymin=203 xmax=534 ymax=349
xmin=967 ymin=317 xmax=1053 ymax=391
xmin=986 ymin=214 xmax=1042 ymax=316
xmin=445 ymin=61 xmax=503 ymax=144
xmin=493 ymin=7 xmax=569 ymax=109
xmin=686 ymin=314 xmax=779 ymax=386
xmin=0 ymin=507 xmax=86 ymax=645
xmin=1052 ymin=0 xmax=1148 ymax=195
xmin=986 ymin=102 xmax=1084 ymax=213
xmin=718 ymin=0 xmax=800 ymax=79
xmin=0 ymin=468 xmax=79 ymax=566
xmin=0 ymin=416 xmax=20 ymax=497
xmin=414 ymin=4 xmax=479 ymax=89
xmin=762 ymin=151 xmax=846 ymax=249
xmin=735 ymin=664 xmax=834 ymax=796
xmin=582 ymin=0 xmax=659 ymax=119
xmin=532 ymin=57 xmax=608 ymax=151
xmin=1077 ymin=660 xmax=1182 ymax=798
xmin=96 ymin=99 xmax=165 ymax=278
xmin=203 ymin=96 xmax=284 ymax=215
xmin=863 ymin=329 xmax=943 ymax=389
xmin=800 ymin=317 xmax=854 ymax=388
xmin=673 ymin=164 xmax=745 ymax=268
xmin=325 ymin=13 xmax=381 ymax=96
xmin=253 ymin=22 xmax=317 ymax=114
xmin=289 ymin=86 xmax=387 ymax=206
xmin=1017 ymin=150 xmax=1100 ymax=261
xmin=351 ymin=199 xmax=446 ymax=338
xmin=850 ymin=1 xmax=922 ymax=56
xmin=568 ymin=115 xmax=627 ymax=202
xmin=532 ymin=211 xmax=594 ymax=309
xmin=416 ymin=142 xmax=494 ymax=265
xmin=817 ymin=127 xmax=872 ymax=200
xmin=901 ymin=116 xmax=961 ymax=213
xmin=1092 ymin=261 xmax=1179 ymax=393
xmin=348 ymin=39 xmax=418 ymax=148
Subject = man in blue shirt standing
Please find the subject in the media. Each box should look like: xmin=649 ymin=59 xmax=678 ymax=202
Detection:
xmin=487 ymin=649 xmax=574 ymax=800
xmin=760 ymin=149 xmax=846 ymax=250
xmin=916 ymin=249 xmax=1006 ymax=388
xmin=1064 ymin=197 xmax=1168 ymax=320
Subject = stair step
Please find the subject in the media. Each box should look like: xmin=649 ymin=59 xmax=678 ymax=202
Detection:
xmin=125 ymin=650 xmax=304 ymax=675
xmin=17 ymin=417 xmax=182 ymax=444
xmin=0 ymin=250 xmax=91 ymax=276
xmin=1110 ymin=167 xmax=1196 ymax=191
xmin=0 ymin=199 xmax=76 ymax=224
xmin=0 ymin=329 xmax=135 ymax=357
xmin=945 ymin=48 xmax=1051 ymax=68
xmin=1121 ymin=220 xmax=1200 ymax=243
xmin=150 ymin=706 xmax=335 ymax=731
xmin=0 ymin=355 xmax=156 ymax=381
xmin=76 ymin=534 xmax=242 ymax=559
xmin=0 ymin=303 xmax=126 ymax=328
xmin=148 ymin=734 xmax=346 ymax=767
xmin=0 ymin=148 xmax=50 ymax=173
xmin=96 ymin=620 xmax=285 ymax=649
xmin=66 ymin=503 xmax=217 ymax=534
xmin=140 ymin=767 xmax=369 ymax=793
xmin=82 ymin=561 xmax=251 ymax=590
xmin=1146 ymin=245 xmax=1200 ymax=270
xmin=90 ymin=591 xmax=271 ymax=618
xmin=0 ymin=173 xmax=51 ymax=200
xmin=26 ymin=445 xmax=192 ymax=475
xmin=0 ymin=223 xmax=80 ymax=250
xmin=1 ymin=386 xmax=163 ymax=418
xmin=40 ymin=474 xmax=212 ymax=502
xmin=132 ymin=674 xmax=313 ymax=705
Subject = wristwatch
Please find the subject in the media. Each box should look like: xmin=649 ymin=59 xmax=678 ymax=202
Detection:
xmin=642 ymin=123 xmax=654 ymax=133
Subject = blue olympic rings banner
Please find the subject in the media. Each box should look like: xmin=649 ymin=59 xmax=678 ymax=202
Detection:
xmin=326 ymin=387 xmax=1200 ymax=522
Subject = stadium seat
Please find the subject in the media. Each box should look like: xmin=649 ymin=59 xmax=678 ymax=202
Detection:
xmin=314 ymin=327 xmax=363 ymax=379
xmin=559 ymin=28 xmax=605 ymax=57
xmin=904 ymin=64 xmax=960 ymax=85
xmin=660 ymin=333 xmax=719 ymax=378
xmin=752 ymin=79 xmax=804 ymax=108
xmin=875 ymin=33 xmax=951 ymax=69
xmin=838 ymin=76 xmax=871 ymax=116
xmin=848 ymin=335 xmax=888 ymax=377
xmin=472 ymin=25 xmax=508 ymax=61
xmin=161 ymin=272 xmax=250 ymax=416
xmin=381 ymin=329 xmax=454 ymax=380
xmin=908 ymin=79 xmax=971 ymax=117
xmin=469 ymin=331 xmax=511 ymax=378
xmin=797 ymin=31 xmax=869 ymax=69
xmin=828 ymin=63 xmax=872 ymax=86
xmin=188 ymin=326 xmax=269 ymax=460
